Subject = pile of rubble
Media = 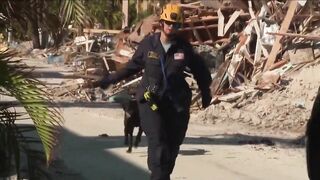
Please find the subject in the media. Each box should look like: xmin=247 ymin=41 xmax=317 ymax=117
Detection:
xmin=24 ymin=0 xmax=320 ymax=113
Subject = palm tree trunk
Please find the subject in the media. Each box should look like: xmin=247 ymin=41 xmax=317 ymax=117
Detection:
xmin=30 ymin=20 xmax=41 ymax=49
xmin=28 ymin=0 xmax=41 ymax=49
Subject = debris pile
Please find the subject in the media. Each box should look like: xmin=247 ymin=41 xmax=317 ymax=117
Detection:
xmin=15 ymin=0 xmax=320 ymax=114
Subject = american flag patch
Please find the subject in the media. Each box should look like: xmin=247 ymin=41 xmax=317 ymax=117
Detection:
xmin=174 ymin=53 xmax=184 ymax=60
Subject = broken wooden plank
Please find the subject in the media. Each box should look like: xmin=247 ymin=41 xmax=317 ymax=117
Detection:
xmin=224 ymin=10 xmax=242 ymax=35
xmin=179 ymin=4 xmax=200 ymax=9
xmin=263 ymin=0 xmax=298 ymax=71
xmin=267 ymin=32 xmax=320 ymax=41
xmin=69 ymin=28 xmax=121 ymax=34
xmin=184 ymin=13 xmax=250 ymax=24
xmin=184 ymin=16 xmax=218 ymax=23
xmin=179 ymin=24 xmax=218 ymax=31
xmin=210 ymin=59 xmax=231 ymax=96
xmin=200 ymin=18 xmax=215 ymax=44
xmin=218 ymin=89 xmax=256 ymax=102
xmin=189 ymin=17 xmax=203 ymax=44
xmin=217 ymin=8 xmax=225 ymax=37
xmin=121 ymin=76 xmax=142 ymax=88
xmin=248 ymin=0 xmax=263 ymax=64
xmin=269 ymin=59 xmax=289 ymax=70
xmin=186 ymin=1 xmax=201 ymax=6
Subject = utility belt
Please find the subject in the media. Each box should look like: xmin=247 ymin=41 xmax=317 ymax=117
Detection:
xmin=139 ymin=85 xmax=159 ymax=111
xmin=140 ymin=85 xmax=185 ymax=113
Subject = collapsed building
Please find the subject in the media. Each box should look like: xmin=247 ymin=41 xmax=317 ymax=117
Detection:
xmin=45 ymin=0 xmax=319 ymax=112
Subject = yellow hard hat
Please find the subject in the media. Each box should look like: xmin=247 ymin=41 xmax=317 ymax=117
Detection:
xmin=160 ymin=3 xmax=183 ymax=23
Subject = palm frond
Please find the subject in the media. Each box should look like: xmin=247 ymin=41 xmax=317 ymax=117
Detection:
xmin=60 ymin=0 xmax=87 ymax=28
xmin=0 ymin=49 xmax=64 ymax=163
xmin=0 ymin=105 xmax=20 ymax=177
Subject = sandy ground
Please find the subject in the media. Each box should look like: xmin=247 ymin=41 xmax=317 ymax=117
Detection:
xmin=56 ymin=105 xmax=308 ymax=180
xmin=20 ymin=58 xmax=309 ymax=180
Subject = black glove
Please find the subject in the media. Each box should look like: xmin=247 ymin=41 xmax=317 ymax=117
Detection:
xmin=82 ymin=76 xmax=112 ymax=89
xmin=98 ymin=75 xmax=112 ymax=89
xmin=201 ymin=91 xmax=212 ymax=109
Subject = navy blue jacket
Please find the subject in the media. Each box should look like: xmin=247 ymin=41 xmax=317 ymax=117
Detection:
xmin=104 ymin=32 xmax=212 ymax=108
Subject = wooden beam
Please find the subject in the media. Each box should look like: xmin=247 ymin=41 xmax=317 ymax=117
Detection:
xmin=201 ymin=17 xmax=215 ymax=44
xmin=179 ymin=4 xmax=200 ymax=9
xmin=69 ymin=28 xmax=121 ymax=34
xmin=186 ymin=1 xmax=201 ymax=6
xmin=267 ymin=32 xmax=320 ymax=41
xmin=248 ymin=0 xmax=263 ymax=64
xmin=264 ymin=0 xmax=298 ymax=71
xmin=189 ymin=17 xmax=203 ymax=43
xmin=183 ymin=13 xmax=250 ymax=24
xmin=224 ymin=10 xmax=242 ymax=35
xmin=179 ymin=24 xmax=218 ymax=31
xmin=217 ymin=8 xmax=224 ymax=37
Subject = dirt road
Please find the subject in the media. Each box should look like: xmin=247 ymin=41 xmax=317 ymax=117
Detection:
xmin=55 ymin=104 xmax=308 ymax=180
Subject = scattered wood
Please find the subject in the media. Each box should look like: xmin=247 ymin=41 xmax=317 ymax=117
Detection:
xmin=217 ymin=8 xmax=225 ymax=37
xmin=224 ymin=10 xmax=242 ymax=35
xmin=264 ymin=0 xmax=298 ymax=71
xmin=218 ymin=89 xmax=256 ymax=102
xmin=69 ymin=28 xmax=121 ymax=34
xmin=51 ymin=0 xmax=320 ymax=109
xmin=267 ymin=32 xmax=320 ymax=41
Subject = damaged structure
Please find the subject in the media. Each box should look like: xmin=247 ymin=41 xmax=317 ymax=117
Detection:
xmin=48 ymin=0 xmax=320 ymax=111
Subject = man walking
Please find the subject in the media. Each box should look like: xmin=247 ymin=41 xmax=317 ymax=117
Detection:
xmin=88 ymin=3 xmax=212 ymax=179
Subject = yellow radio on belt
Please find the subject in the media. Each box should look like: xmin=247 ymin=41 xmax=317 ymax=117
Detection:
xmin=143 ymin=91 xmax=158 ymax=111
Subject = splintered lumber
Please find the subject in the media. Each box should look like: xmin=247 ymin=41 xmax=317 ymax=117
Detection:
xmin=180 ymin=24 xmax=218 ymax=31
xmin=263 ymin=0 xmax=298 ymax=71
xmin=189 ymin=17 xmax=203 ymax=43
xmin=218 ymin=89 xmax=256 ymax=102
xmin=184 ymin=13 xmax=250 ymax=24
xmin=185 ymin=1 xmax=201 ymax=6
xmin=121 ymin=76 xmax=142 ymax=88
xmin=269 ymin=59 xmax=288 ymax=70
xmin=210 ymin=60 xmax=231 ymax=96
xmin=248 ymin=0 xmax=262 ymax=64
xmin=179 ymin=4 xmax=200 ymax=9
xmin=184 ymin=16 xmax=219 ymax=23
xmin=69 ymin=28 xmax=121 ymax=34
xmin=224 ymin=10 xmax=242 ymax=35
xmin=217 ymin=8 xmax=225 ymax=37
xmin=267 ymin=32 xmax=320 ymax=41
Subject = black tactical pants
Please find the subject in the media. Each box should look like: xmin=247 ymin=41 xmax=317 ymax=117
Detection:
xmin=138 ymin=97 xmax=190 ymax=180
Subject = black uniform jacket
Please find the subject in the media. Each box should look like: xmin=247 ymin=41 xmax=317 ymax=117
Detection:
xmin=105 ymin=32 xmax=212 ymax=108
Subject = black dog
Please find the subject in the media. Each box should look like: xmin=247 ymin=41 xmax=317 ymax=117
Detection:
xmin=122 ymin=99 xmax=143 ymax=153
xmin=306 ymin=87 xmax=320 ymax=180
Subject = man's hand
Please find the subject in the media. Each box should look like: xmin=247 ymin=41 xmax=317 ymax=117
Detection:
xmin=82 ymin=79 xmax=100 ymax=89
xmin=82 ymin=76 xmax=112 ymax=90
